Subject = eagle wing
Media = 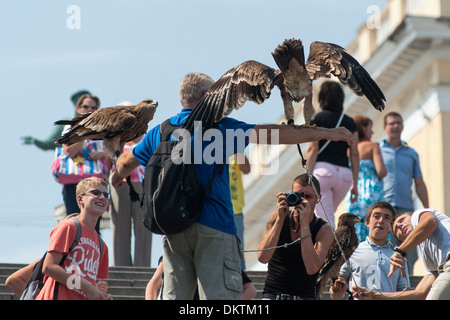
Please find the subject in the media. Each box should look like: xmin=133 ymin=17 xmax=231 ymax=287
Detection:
xmin=306 ymin=41 xmax=386 ymax=112
xmin=182 ymin=60 xmax=277 ymax=133
xmin=318 ymin=227 xmax=350 ymax=278
xmin=316 ymin=222 xmax=359 ymax=299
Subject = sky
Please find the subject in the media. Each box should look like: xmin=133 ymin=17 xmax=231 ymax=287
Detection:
xmin=0 ymin=0 xmax=387 ymax=269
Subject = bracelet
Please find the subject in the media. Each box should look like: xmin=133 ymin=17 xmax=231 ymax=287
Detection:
xmin=394 ymin=247 xmax=406 ymax=257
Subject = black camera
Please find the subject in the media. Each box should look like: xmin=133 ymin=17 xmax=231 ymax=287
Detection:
xmin=284 ymin=192 xmax=304 ymax=206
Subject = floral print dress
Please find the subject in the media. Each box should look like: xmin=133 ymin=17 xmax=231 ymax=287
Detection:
xmin=345 ymin=159 xmax=384 ymax=241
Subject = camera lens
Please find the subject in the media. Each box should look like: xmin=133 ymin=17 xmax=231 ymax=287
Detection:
xmin=286 ymin=193 xmax=298 ymax=205
xmin=284 ymin=192 xmax=304 ymax=206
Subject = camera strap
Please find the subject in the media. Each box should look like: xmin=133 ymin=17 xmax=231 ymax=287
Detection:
xmin=289 ymin=212 xmax=317 ymax=234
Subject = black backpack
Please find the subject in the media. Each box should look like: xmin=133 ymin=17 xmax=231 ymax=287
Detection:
xmin=20 ymin=217 xmax=103 ymax=300
xmin=141 ymin=119 xmax=220 ymax=235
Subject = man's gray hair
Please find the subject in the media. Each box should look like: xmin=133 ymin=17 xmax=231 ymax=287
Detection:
xmin=179 ymin=72 xmax=215 ymax=107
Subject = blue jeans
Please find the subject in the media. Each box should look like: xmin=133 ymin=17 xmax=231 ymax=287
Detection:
xmin=62 ymin=184 xmax=80 ymax=215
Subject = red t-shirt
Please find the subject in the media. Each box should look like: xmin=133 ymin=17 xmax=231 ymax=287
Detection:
xmin=36 ymin=218 xmax=109 ymax=300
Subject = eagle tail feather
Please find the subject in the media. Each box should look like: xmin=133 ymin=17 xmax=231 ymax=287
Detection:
xmin=272 ymin=38 xmax=305 ymax=74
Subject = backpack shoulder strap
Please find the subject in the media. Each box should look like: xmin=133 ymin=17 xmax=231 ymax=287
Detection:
xmin=53 ymin=217 xmax=82 ymax=300
xmin=68 ymin=217 xmax=82 ymax=252
xmin=160 ymin=119 xmax=180 ymax=142
xmin=97 ymin=232 xmax=104 ymax=258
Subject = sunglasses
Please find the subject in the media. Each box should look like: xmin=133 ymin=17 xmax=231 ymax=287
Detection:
xmin=81 ymin=104 xmax=98 ymax=109
xmin=83 ymin=189 xmax=110 ymax=199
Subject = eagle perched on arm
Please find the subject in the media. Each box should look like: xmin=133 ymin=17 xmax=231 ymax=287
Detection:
xmin=55 ymin=98 xmax=158 ymax=202
xmin=182 ymin=38 xmax=385 ymax=133
xmin=316 ymin=212 xmax=361 ymax=300
xmin=55 ymin=99 xmax=158 ymax=157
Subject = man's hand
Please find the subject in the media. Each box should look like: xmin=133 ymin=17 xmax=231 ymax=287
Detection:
xmin=111 ymin=171 xmax=126 ymax=189
xmin=326 ymin=127 xmax=354 ymax=145
xmin=352 ymin=285 xmax=374 ymax=300
xmin=294 ymin=198 xmax=314 ymax=226
xmin=331 ymin=277 xmax=348 ymax=293
xmin=21 ymin=136 xmax=35 ymax=145
xmin=81 ymin=278 xmax=112 ymax=300
xmin=276 ymin=192 xmax=290 ymax=220
xmin=388 ymin=252 xmax=407 ymax=278
xmin=88 ymin=150 xmax=109 ymax=161
xmin=110 ymin=150 xmax=141 ymax=188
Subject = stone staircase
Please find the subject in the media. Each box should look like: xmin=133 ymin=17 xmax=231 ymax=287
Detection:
xmin=0 ymin=263 xmax=421 ymax=300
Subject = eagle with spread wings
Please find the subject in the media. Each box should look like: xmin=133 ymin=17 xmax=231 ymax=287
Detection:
xmin=182 ymin=38 xmax=385 ymax=133
xmin=316 ymin=212 xmax=361 ymax=300
xmin=55 ymin=98 xmax=158 ymax=202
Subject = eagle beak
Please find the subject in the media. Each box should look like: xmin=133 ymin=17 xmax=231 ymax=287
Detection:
xmin=354 ymin=216 xmax=362 ymax=223
xmin=143 ymin=99 xmax=158 ymax=108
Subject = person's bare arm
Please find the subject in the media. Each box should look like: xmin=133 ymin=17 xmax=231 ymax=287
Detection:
xmin=63 ymin=141 xmax=84 ymax=158
xmin=389 ymin=211 xmax=438 ymax=278
xmin=305 ymin=141 xmax=319 ymax=172
xmin=257 ymin=211 xmax=286 ymax=264
xmin=298 ymin=201 xmax=334 ymax=275
xmin=257 ymin=192 xmax=291 ymax=264
xmin=111 ymin=150 xmax=142 ymax=188
xmin=5 ymin=260 xmax=39 ymax=296
xmin=43 ymin=251 xmax=111 ymax=300
xmin=250 ymin=125 xmax=353 ymax=146
xmin=145 ymin=262 xmax=163 ymax=300
xmin=372 ymin=143 xmax=387 ymax=179
xmin=348 ymin=132 xmax=360 ymax=203
xmin=353 ymin=273 xmax=435 ymax=300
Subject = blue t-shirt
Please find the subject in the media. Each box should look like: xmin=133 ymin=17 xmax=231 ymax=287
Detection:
xmin=133 ymin=108 xmax=255 ymax=235
xmin=380 ymin=140 xmax=422 ymax=209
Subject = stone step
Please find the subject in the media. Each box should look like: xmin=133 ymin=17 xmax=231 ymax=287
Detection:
xmin=0 ymin=263 xmax=422 ymax=300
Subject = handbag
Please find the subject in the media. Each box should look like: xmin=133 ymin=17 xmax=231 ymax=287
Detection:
xmin=51 ymin=140 xmax=108 ymax=185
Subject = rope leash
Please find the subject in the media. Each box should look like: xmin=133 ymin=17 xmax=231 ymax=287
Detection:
xmin=243 ymin=234 xmax=312 ymax=253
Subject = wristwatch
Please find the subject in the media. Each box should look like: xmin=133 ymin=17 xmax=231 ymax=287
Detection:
xmin=394 ymin=247 xmax=406 ymax=257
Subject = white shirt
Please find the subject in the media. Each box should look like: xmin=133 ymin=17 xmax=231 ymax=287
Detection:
xmin=412 ymin=209 xmax=450 ymax=273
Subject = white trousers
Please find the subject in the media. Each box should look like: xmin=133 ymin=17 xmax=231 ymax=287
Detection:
xmin=313 ymin=161 xmax=353 ymax=228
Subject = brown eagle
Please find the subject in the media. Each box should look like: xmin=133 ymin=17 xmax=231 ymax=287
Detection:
xmin=316 ymin=212 xmax=361 ymax=300
xmin=182 ymin=38 xmax=385 ymax=133
xmin=55 ymin=98 xmax=158 ymax=202
xmin=55 ymin=99 xmax=158 ymax=157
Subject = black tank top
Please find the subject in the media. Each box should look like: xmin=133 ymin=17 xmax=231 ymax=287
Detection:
xmin=263 ymin=215 xmax=326 ymax=298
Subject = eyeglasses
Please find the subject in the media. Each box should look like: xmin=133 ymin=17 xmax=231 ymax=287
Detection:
xmin=83 ymin=189 xmax=110 ymax=199
xmin=386 ymin=121 xmax=402 ymax=126
xmin=81 ymin=104 xmax=98 ymax=110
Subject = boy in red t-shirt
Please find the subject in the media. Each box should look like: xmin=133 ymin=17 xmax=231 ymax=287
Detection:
xmin=36 ymin=177 xmax=111 ymax=300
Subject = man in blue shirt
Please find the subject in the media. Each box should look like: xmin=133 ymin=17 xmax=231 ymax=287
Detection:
xmin=330 ymin=201 xmax=409 ymax=300
xmin=111 ymin=72 xmax=354 ymax=300
xmin=380 ymin=112 xmax=429 ymax=275
xmin=380 ymin=112 xmax=429 ymax=213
